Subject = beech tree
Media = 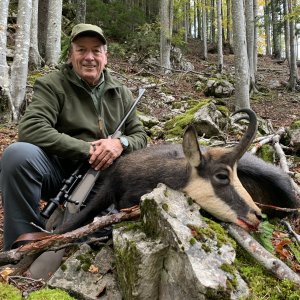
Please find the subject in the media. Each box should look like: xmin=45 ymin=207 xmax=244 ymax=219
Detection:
xmin=45 ymin=0 xmax=63 ymax=66
xmin=287 ymin=0 xmax=298 ymax=91
xmin=231 ymin=0 xmax=250 ymax=109
xmin=0 ymin=0 xmax=11 ymax=118
xmin=201 ymin=0 xmax=208 ymax=60
xmin=271 ymin=0 xmax=281 ymax=59
xmin=10 ymin=0 xmax=33 ymax=120
xmin=0 ymin=0 xmax=32 ymax=121
xmin=245 ymin=0 xmax=256 ymax=92
xmin=217 ymin=0 xmax=223 ymax=72
xmin=160 ymin=0 xmax=173 ymax=73
xmin=29 ymin=0 xmax=42 ymax=69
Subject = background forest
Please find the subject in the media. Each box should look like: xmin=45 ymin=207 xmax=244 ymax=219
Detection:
xmin=0 ymin=0 xmax=300 ymax=299
xmin=0 ymin=0 xmax=300 ymax=121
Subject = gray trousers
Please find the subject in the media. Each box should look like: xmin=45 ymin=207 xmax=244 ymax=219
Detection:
xmin=0 ymin=142 xmax=73 ymax=250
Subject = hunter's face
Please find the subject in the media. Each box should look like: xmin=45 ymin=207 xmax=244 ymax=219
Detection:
xmin=70 ymin=36 xmax=107 ymax=86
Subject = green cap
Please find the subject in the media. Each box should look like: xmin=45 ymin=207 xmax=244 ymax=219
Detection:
xmin=70 ymin=23 xmax=107 ymax=45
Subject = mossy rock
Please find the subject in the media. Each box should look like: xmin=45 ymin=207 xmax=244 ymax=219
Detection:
xmin=257 ymin=144 xmax=274 ymax=163
xmin=164 ymin=99 xmax=211 ymax=138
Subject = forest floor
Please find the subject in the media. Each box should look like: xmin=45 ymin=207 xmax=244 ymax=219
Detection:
xmin=0 ymin=42 xmax=300 ymax=273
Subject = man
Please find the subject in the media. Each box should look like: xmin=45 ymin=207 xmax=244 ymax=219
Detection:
xmin=0 ymin=24 xmax=147 ymax=251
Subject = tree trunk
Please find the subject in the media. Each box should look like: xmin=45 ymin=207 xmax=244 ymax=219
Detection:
xmin=288 ymin=0 xmax=298 ymax=91
xmin=29 ymin=0 xmax=42 ymax=70
xmin=210 ymin=0 xmax=215 ymax=43
xmin=231 ymin=0 xmax=250 ymax=109
xmin=202 ymin=0 xmax=208 ymax=60
xmin=10 ymin=0 xmax=33 ymax=121
xmin=264 ymin=0 xmax=271 ymax=56
xmin=245 ymin=0 xmax=256 ymax=93
xmin=253 ymin=0 xmax=258 ymax=74
xmin=226 ymin=0 xmax=231 ymax=44
xmin=75 ymin=0 xmax=86 ymax=24
xmin=271 ymin=0 xmax=281 ymax=59
xmin=0 ymin=0 xmax=14 ymax=120
xmin=160 ymin=0 xmax=173 ymax=73
xmin=217 ymin=0 xmax=223 ymax=72
xmin=283 ymin=0 xmax=290 ymax=64
xmin=45 ymin=0 xmax=63 ymax=66
xmin=38 ymin=0 xmax=49 ymax=59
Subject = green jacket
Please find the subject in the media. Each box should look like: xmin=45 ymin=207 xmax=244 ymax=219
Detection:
xmin=18 ymin=64 xmax=147 ymax=160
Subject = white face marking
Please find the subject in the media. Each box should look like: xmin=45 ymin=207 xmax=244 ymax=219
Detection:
xmin=182 ymin=169 xmax=238 ymax=223
xmin=231 ymin=164 xmax=261 ymax=213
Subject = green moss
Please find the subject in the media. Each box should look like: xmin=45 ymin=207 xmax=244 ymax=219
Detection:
xmin=187 ymin=197 xmax=194 ymax=206
xmin=203 ymin=218 xmax=237 ymax=249
xmin=162 ymin=203 xmax=169 ymax=212
xmin=75 ymin=250 xmax=96 ymax=272
xmin=257 ymin=144 xmax=274 ymax=163
xmin=0 ymin=283 xmax=22 ymax=300
xmin=114 ymin=221 xmax=143 ymax=231
xmin=141 ymin=198 xmax=160 ymax=238
xmin=27 ymin=288 xmax=75 ymax=300
xmin=27 ymin=70 xmax=44 ymax=86
xmin=216 ymin=105 xmax=229 ymax=115
xmin=290 ymin=120 xmax=300 ymax=129
xmin=201 ymin=243 xmax=211 ymax=253
xmin=235 ymin=246 xmax=300 ymax=299
xmin=189 ymin=237 xmax=197 ymax=246
xmin=164 ymin=99 xmax=211 ymax=138
xmin=114 ymin=240 xmax=140 ymax=299
xmin=171 ymin=101 xmax=183 ymax=109
xmin=60 ymin=263 xmax=67 ymax=272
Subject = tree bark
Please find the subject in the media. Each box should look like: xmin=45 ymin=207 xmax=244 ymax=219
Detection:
xmin=264 ymin=0 xmax=271 ymax=56
xmin=29 ymin=0 xmax=42 ymax=70
xmin=202 ymin=0 xmax=208 ymax=60
xmin=10 ymin=0 xmax=33 ymax=121
xmin=75 ymin=0 xmax=86 ymax=24
xmin=271 ymin=0 xmax=281 ymax=59
xmin=231 ymin=0 xmax=250 ymax=109
xmin=45 ymin=0 xmax=63 ymax=66
xmin=288 ymin=0 xmax=298 ymax=91
xmin=160 ymin=0 xmax=173 ymax=73
xmin=217 ymin=0 xmax=223 ymax=72
xmin=245 ymin=0 xmax=256 ymax=93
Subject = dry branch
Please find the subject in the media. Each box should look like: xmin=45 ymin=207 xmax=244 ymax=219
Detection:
xmin=0 ymin=208 xmax=140 ymax=266
xmin=227 ymin=223 xmax=300 ymax=286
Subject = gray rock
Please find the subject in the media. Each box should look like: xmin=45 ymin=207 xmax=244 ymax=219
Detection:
xmin=114 ymin=184 xmax=249 ymax=300
xmin=204 ymin=79 xmax=234 ymax=98
xmin=193 ymin=102 xmax=224 ymax=137
xmin=289 ymin=128 xmax=300 ymax=151
xmin=48 ymin=244 xmax=121 ymax=300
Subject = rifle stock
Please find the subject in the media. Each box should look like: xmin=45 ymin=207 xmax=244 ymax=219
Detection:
xmin=41 ymin=88 xmax=145 ymax=218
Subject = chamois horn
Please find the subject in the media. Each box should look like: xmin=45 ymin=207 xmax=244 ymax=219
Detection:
xmin=230 ymin=108 xmax=257 ymax=161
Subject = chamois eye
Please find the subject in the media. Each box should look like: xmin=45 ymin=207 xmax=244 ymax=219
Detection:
xmin=214 ymin=171 xmax=229 ymax=184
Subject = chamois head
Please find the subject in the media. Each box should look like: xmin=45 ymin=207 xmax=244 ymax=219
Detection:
xmin=182 ymin=109 xmax=262 ymax=231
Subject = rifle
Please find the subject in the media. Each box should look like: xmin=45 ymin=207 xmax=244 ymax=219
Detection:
xmin=41 ymin=88 xmax=146 ymax=219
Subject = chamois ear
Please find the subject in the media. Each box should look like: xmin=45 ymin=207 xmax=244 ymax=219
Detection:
xmin=182 ymin=125 xmax=202 ymax=167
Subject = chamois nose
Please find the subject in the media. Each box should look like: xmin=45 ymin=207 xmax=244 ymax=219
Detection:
xmin=249 ymin=208 xmax=263 ymax=220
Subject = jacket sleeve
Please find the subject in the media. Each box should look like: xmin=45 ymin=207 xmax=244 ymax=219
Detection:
xmin=18 ymin=77 xmax=90 ymax=160
xmin=119 ymin=87 xmax=148 ymax=153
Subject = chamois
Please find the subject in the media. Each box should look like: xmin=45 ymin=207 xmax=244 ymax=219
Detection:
xmin=57 ymin=109 xmax=299 ymax=233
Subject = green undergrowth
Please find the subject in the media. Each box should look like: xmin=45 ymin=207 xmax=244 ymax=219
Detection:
xmin=235 ymin=247 xmax=300 ymax=299
xmin=0 ymin=283 xmax=75 ymax=300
